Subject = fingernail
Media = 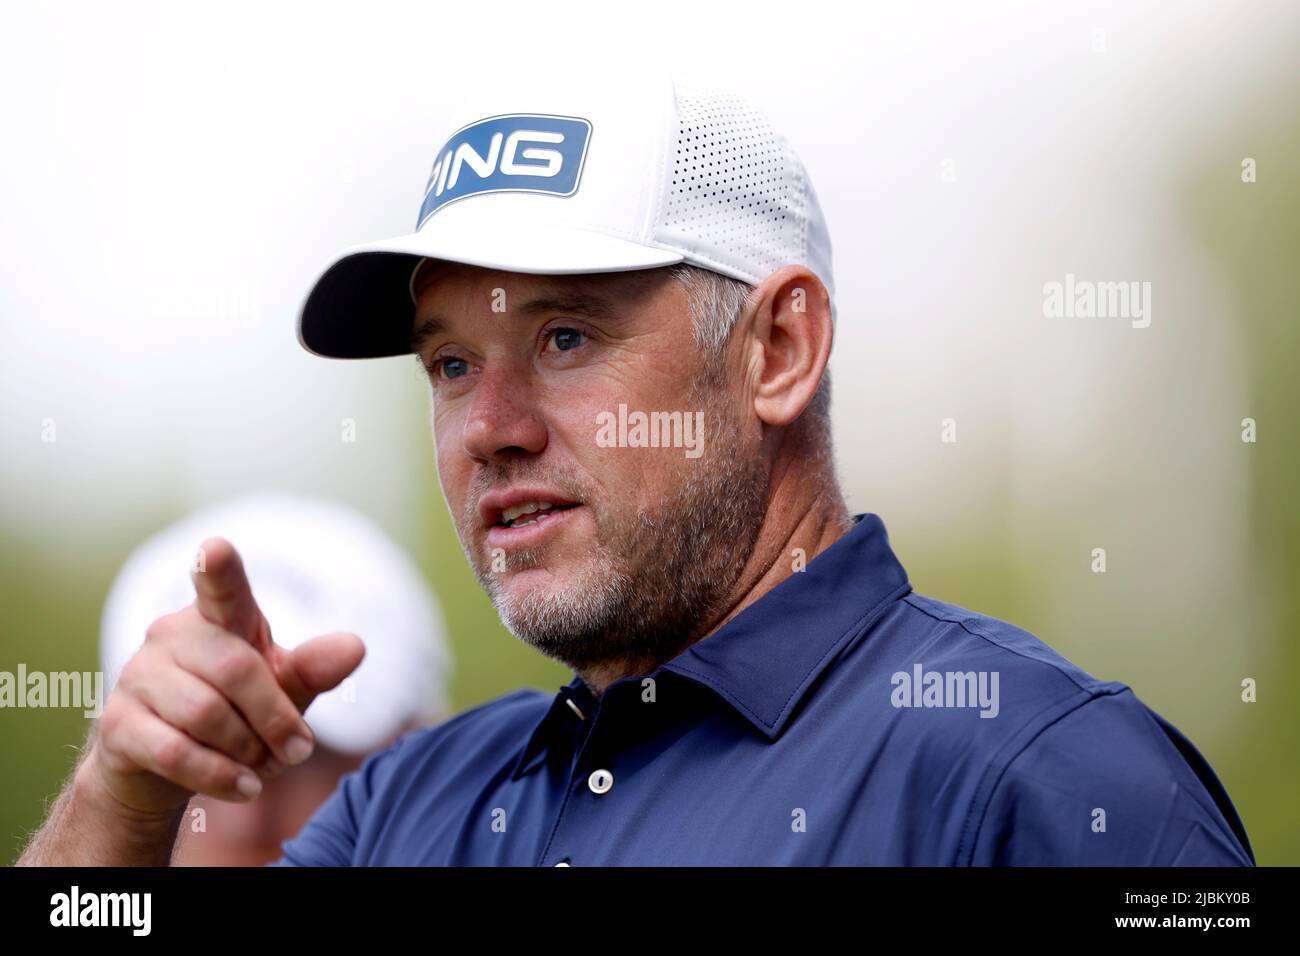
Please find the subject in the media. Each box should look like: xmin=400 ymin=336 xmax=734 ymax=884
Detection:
xmin=260 ymin=757 xmax=285 ymax=778
xmin=284 ymin=735 xmax=313 ymax=766
xmin=236 ymin=773 xmax=263 ymax=800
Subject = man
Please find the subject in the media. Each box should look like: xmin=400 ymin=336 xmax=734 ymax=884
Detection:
xmin=97 ymin=492 xmax=452 ymax=865
xmin=20 ymin=74 xmax=1252 ymax=866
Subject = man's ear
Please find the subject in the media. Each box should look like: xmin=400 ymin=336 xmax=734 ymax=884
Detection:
xmin=743 ymin=264 xmax=833 ymax=427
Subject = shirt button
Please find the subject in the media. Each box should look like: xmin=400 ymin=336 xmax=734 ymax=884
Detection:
xmin=587 ymin=768 xmax=614 ymax=795
xmin=554 ymin=860 xmax=572 ymax=867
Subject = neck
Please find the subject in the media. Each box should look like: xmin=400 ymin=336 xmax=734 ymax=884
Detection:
xmin=578 ymin=459 xmax=853 ymax=697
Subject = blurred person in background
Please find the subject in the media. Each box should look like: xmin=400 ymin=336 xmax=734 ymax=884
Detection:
xmin=98 ymin=492 xmax=452 ymax=865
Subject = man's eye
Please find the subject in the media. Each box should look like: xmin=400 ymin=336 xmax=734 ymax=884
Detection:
xmin=546 ymin=328 xmax=587 ymax=352
xmin=434 ymin=357 xmax=470 ymax=380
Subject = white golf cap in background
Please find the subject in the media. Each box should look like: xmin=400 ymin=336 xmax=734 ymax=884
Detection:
xmin=297 ymin=72 xmax=835 ymax=359
xmin=100 ymin=492 xmax=453 ymax=756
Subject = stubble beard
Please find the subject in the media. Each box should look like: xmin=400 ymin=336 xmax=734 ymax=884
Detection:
xmin=456 ymin=377 xmax=769 ymax=674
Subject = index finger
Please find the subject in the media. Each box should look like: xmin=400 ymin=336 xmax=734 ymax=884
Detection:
xmin=189 ymin=537 xmax=272 ymax=653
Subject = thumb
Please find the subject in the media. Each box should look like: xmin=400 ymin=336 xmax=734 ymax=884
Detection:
xmin=271 ymin=632 xmax=366 ymax=714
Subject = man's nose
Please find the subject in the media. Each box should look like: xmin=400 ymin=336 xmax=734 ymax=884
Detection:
xmin=461 ymin=366 xmax=547 ymax=462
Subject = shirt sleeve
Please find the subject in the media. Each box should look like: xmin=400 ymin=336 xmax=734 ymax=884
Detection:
xmin=267 ymin=732 xmax=414 ymax=867
xmin=965 ymin=691 xmax=1254 ymax=866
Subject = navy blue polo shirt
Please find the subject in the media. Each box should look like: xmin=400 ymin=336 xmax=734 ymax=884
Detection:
xmin=272 ymin=513 xmax=1253 ymax=866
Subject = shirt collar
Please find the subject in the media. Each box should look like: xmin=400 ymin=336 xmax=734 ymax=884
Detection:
xmin=511 ymin=513 xmax=911 ymax=780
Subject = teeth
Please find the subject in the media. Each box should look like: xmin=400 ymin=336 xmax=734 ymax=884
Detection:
xmin=501 ymin=501 xmax=556 ymax=526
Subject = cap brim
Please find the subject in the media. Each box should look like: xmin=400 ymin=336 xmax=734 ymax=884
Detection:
xmin=297 ymin=220 xmax=685 ymax=359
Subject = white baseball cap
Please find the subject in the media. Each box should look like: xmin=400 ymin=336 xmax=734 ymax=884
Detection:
xmin=100 ymin=492 xmax=453 ymax=755
xmin=297 ymin=72 xmax=835 ymax=359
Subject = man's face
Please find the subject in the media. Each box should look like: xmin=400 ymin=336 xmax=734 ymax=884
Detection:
xmin=411 ymin=261 xmax=769 ymax=672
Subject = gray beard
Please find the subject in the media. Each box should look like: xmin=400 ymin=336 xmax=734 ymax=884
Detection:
xmin=458 ymin=391 xmax=769 ymax=674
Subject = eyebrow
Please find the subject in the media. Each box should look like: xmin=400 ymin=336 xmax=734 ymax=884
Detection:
xmin=410 ymin=315 xmax=447 ymax=353
xmin=409 ymin=291 xmax=624 ymax=353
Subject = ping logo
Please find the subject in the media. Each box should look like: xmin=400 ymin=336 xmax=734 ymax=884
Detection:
xmin=416 ymin=113 xmax=592 ymax=227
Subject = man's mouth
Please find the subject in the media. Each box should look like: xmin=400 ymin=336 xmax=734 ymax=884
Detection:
xmin=478 ymin=488 xmax=583 ymax=536
xmin=498 ymin=500 xmax=580 ymax=528
xmin=482 ymin=494 xmax=585 ymax=551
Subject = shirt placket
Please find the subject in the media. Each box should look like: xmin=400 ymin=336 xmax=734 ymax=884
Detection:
xmin=540 ymin=681 xmax=631 ymax=867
